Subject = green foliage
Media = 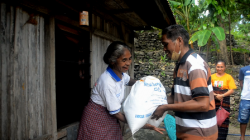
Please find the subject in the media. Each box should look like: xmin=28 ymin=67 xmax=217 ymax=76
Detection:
xmin=197 ymin=30 xmax=212 ymax=46
xmin=152 ymin=26 xmax=163 ymax=39
xmin=229 ymin=47 xmax=250 ymax=53
xmin=160 ymin=54 xmax=168 ymax=62
xmin=211 ymin=35 xmax=220 ymax=50
xmin=149 ymin=59 xmax=153 ymax=65
xmin=161 ymin=71 xmax=166 ymax=77
xmin=211 ymin=27 xmax=225 ymax=40
xmin=148 ymin=59 xmax=155 ymax=70
xmin=169 ymin=0 xmax=200 ymax=34
xmin=189 ymin=27 xmax=225 ymax=47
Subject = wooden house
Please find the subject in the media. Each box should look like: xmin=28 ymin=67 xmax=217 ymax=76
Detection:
xmin=0 ymin=0 xmax=175 ymax=139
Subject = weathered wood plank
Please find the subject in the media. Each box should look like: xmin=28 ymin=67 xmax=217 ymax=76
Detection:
xmin=57 ymin=129 xmax=67 ymax=139
xmin=0 ymin=3 xmax=15 ymax=139
xmin=54 ymin=15 xmax=90 ymax=32
xmin=91 ymin=34 xmax=110 ymax=88
xmin=44 ymin=15 xmax=52 ymax=136
xmin=32 ymin=134 xmax=52 ymax=140
xmin=155 ymin=0 xmax=171 ymax=25
xmin=1 ymin=3 xmax=56 ymax=139
xmin=57 ymin=122 xmax=79 ymax=140
xmin=92 ymin=29 xmax=133 ymax=47
xmin=49 ymin=16 xmax=57 ymax=140
xmin=13 ymin=7 xmax=27 ymax=139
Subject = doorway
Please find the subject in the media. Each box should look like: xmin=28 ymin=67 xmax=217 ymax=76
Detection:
xmin=55 ymin=21 xmax=91 ymax=129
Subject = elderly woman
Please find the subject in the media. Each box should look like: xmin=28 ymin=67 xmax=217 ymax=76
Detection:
xmin=212 ymin=60 xmax=237 ymax=140
xmin=77 ymin=41 xmax=165 ymax=140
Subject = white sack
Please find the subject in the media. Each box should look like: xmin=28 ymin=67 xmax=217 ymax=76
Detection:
xmin=123 ymin=76 xmax=168 ymax=134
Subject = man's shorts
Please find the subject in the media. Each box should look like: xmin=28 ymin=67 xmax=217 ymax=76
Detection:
xmin=238 ymin=99 xmax=250 ymax=124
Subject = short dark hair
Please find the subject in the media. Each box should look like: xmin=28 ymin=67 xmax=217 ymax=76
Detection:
xmin=162 ymin=24 xmax=189 ymax=47
xmin=103 ymin=41 xmax=131 ymax=65
xmin=216 ymin=60 xmax=226 ymax=66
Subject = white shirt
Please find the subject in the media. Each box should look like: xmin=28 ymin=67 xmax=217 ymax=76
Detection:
xmin=91 ymin=67 xmax=130 ymax=114
xmin=239 ymin=66 xmax=250 ymax=100
xmin=242 ymin=76 xmax=250 ymax=100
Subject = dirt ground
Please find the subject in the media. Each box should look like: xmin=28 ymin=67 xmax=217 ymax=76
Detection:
xmin=125 ymin=123 xmax=250 ymax=140
xmin=227 ymin=124 xmax=250 ymax=140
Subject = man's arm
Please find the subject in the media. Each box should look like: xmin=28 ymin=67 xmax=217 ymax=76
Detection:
xmin=152 ymin=97 xmax=209 ymax=120
xmin=167 ymin=94 xmax=174 ymax=104
xmin=240 ymin=80 xmax=243 ymax=91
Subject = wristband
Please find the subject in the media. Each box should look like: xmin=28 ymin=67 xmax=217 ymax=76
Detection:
xmin=223 ymin=94 xmax=225 ymax=97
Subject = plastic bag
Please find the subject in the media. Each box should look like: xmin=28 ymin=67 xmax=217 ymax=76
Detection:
xmin=123 ymin=76 xmax=168 ymax=134
xmin=164 ymin=114 xmax=176 ymax=140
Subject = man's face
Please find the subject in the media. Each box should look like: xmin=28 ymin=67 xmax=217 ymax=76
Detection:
xmin=162 ymin=34 xmax=179 ymax=60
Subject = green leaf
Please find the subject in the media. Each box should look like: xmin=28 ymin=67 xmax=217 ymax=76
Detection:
xmin=211 ymin=27 xmax=225 ymax=41
xmin=206 ymin=0 xmax=212 ymax=4
xmin=221 ymin=15 xmax=225 ymax=19
xmin=189 ymin=30 xmax=203 ymax=44
xmin=210 ymin=23 xmax=215 ymax=28
xmin=221 ymin=13 xmax=225 ymax=19
xmin=214 ymin=12 xmax=217 ymax=17
xmin=213 ymin=0 xmax=218 ymax=5
xmin=222 ymin=7 xmax=229 ymax=14
xmin=169 ymin=0 xmax=181 ymax=7
xmin=184 ymin=0 xmax=192 ymax=6
xmin=197 ymin=30 xmax=212 ymax=46
xmin=203 ymin=24 xmax=207 ymax=30
xmin=218 ymin=8 xmax=222 ymax=14
xmin=211 ymin=35 xmax=219 ymax=50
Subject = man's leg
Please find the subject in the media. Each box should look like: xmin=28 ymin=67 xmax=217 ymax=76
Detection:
xmin=238 ymin=100 xmax=250 ymax=140
xmin=240 ymin=123 xmax=247 ymax=140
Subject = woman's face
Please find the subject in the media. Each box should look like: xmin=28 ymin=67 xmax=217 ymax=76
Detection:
xmin=216 ymin=62 xmax=226 ymax=74
xmin=113 ymin=49 xmax=132 ymax=73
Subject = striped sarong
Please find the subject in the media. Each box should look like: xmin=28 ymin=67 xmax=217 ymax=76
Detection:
xmin=77 ymin=99 xmax=122 ymax=140
xmin=213 ymin=87 xmax=230 ymax=140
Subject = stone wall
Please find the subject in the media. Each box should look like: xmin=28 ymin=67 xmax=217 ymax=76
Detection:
xmin=134 ymin=31 xmax=243 ymax=126
xmin=134 ymin=31 xmax=174 ymax=94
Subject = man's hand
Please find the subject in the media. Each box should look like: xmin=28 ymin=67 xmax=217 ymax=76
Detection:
xmin=152 ymin=105 xmax=166 ymax=120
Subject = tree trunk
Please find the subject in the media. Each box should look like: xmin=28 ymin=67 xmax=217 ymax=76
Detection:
xmin=206 ymin=38 xmax=211 ymax=62
xmin=229 ymin=14 xmax=234 ymax=65
xmin=217 ymin=15 xmax=230 ymax=64
xmin=244 ymin=52 xmax=246 ymax=65
xmin=189 ymin=33 xmax=194 ymax=49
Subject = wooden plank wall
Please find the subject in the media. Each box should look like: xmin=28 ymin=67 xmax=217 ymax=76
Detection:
xmin=90 ymin=34 xmax=111 ymax=87
xmin=0 ymin=3 xmax=55 ymax=139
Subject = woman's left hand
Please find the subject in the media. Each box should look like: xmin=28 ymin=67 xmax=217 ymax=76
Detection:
xmin=216 ymin=94 xmax=223 ymax=101
xmin=151 ymin=127 xmax=166 ymax=134
xmin=142 ymin=124 xmax=165 ymax=134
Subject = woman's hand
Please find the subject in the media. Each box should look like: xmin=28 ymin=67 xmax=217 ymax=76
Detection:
xmin=152 ymin=126 xmax=166 ymax=134
xmin=113 ymin=112 xmax=127 ymax=123
xmin=142 ymin=124 xmax=165 ymax=134
xmin=215 ymin=94 xmax=223 ymax=101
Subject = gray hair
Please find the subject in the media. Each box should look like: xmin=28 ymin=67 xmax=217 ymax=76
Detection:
xmin=162 ymin=24 xmax=190 ymax=47
xmin=103 ymin=41 xmax=131 ymax=65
